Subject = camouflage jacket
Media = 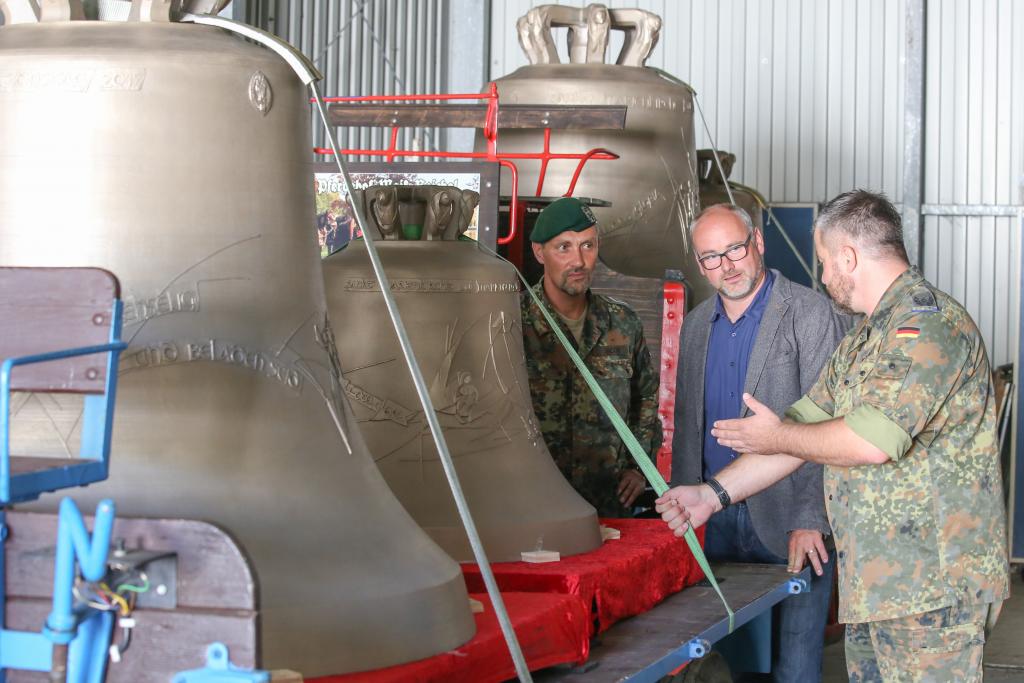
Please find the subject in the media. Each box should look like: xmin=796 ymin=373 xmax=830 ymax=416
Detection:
xmin=521 ymin=281 xmax=662 ymax=518
xmin=787 ymin=268 xmax=1010 ymax=623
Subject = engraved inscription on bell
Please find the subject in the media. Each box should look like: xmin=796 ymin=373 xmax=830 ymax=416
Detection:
xmin=0 ymin=67 xmax=146 ymax=93
xmin=324 ymin=185 xmax=602 ymax=562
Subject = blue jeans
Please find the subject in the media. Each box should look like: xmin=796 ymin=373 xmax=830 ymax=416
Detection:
xmin=705 ymin=503 xmax=835 ymax=683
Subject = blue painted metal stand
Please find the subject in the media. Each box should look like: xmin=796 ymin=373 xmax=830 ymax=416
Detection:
xmin=0 ymin=299 xmax=126 ymax=682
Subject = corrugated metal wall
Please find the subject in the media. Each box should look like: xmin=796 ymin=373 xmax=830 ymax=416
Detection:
xmin=920 ymin=0 xmax=1022 ymax=368
xmin=490 ymin=0 xmax=1023 ymax=364
xmin=245 ymin=0 xmax=450 ymax=157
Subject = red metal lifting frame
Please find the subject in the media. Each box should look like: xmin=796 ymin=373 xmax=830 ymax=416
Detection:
xmin=656 ymin=281 xmax=687 ymax=482
xmin=313 ymin=83 xmax=619 ymax=245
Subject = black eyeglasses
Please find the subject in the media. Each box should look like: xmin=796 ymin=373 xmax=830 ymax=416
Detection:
xmin=697 ymin=235 xmax=753 ymax=270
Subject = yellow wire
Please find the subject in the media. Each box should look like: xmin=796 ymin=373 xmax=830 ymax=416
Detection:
xmin=100 ymin=583 xmax=130 ymax=616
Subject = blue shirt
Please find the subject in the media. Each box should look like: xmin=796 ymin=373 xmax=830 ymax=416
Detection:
xmin=702 ymin=271 xmax=775 ymax=480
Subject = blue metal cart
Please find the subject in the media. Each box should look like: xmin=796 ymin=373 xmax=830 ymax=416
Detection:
xmin=536 ymin=563 xmax=812 ymax=682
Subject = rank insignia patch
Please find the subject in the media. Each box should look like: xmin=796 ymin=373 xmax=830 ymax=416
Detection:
xmin=911 ymin=289 xmax=939 ymax=313
xmin=896 ymin=326 xmax=921 ymax=339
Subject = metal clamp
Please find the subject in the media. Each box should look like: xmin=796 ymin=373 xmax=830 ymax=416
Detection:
xmin=107 ymin=545 xmax=179 ymax=609
xmin=685 ymin=638 xmax=712 ymax=660
xmin=787 ymin=577 xmax=808 ymax=595
xmin=172 ymin=643 xmax=269 ymax=683
xmin=179 ymin=13 xmax=322 ymax=85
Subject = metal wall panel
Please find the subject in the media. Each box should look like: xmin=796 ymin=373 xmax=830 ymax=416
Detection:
xmin=489 ymin=0 xmax=1023 ymax=364
xmin=922 ymin=216 xmax=1019 ymax=366
xmin=245 ymin=0 xmax=449 ymax=157
xmin=921 ymin=0 xmax=1023 ymax=365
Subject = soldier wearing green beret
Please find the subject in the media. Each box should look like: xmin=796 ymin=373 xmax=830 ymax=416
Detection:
xmin=656 ymin=190 xmax=1009 ymax=682
xmin=520 ymin=196 xmax=662 ymax=518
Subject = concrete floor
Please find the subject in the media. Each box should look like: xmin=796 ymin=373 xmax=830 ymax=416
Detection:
xmin=821 ymin=567 xmax=1024 ymax=682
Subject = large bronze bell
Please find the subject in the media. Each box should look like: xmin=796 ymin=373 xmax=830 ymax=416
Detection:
xmin=484 ymin=4 xmax=709 ymax=301
xmin=0 ymin=13 xmax=474 ymax=676
xmin=323 ymin=186 xmax=603 ymax=562
xmin=697 ymin=149 xmax=764 ymax=231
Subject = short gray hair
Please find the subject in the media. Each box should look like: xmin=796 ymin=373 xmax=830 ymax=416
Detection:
xmin=689 ymin=203 xmax=755 ymax=237
xmin=815 ymin=190 xmax=909 ymax=262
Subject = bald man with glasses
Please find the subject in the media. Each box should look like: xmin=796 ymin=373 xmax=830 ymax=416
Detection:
xmin=672 ymin=204 xmax=851 ymax=682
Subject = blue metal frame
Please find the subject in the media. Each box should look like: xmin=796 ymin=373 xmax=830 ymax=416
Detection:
xmin=0 ymin=500 xmax=117 ymax=683
xmin=0 ymin=300 xmax=126 ymax=505
xmin=621 ymin=570 xmax=811 ymax=683
xmin=0 ymin=296 xmax=126 ymax=682
xmin=713 ymin=606 xmax=772 ymax=673
xmin=44 ymin=498 xmax=117 ymax=645
xmin=66 ymin=610 xmax=115 ymax=683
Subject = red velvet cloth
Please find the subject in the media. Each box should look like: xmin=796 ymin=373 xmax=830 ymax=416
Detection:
xmin=308 ymin=592 xmax=589 ymax=683
xmin=462 ymin=518 xmax=706 ymax=635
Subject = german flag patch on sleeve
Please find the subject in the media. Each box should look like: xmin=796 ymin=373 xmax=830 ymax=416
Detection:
xmin=895 ymin=326 xmax=921 ymax=339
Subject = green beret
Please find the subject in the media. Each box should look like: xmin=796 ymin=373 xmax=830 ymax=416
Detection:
xmin=530 ymin=197 xmax=598 ymax=243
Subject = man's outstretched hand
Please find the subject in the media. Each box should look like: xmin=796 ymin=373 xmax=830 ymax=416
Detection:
xmin=711 ymin=393 xmax=782 ymax=454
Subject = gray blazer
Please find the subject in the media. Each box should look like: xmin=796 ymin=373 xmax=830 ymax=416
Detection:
xmin=671 ymin=269 xmax=851 ymax=558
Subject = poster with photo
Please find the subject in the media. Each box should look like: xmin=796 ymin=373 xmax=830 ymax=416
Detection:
xmin=313 ymin=162 xmax=499 ymax=258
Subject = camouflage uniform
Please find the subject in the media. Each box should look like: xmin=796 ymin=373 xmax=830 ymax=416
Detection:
xmin=786 ymin=268 xmax=1009 ymax=681
xmin=844 ymin=601 xmax=997 ymax=682
xmin=521 ymin=280 xmax=662 ymax=518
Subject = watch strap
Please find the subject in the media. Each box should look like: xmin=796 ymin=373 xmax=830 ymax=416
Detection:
xmin=705 ymin=477 xmax=731 ymax=510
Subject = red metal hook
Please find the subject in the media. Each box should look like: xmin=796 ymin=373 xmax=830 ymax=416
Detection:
xmin=483 ymin=82 xmax=500 ymax=161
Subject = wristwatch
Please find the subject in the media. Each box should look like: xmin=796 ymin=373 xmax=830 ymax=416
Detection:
xmin=705 ymin=477 xmax=732 ymax=510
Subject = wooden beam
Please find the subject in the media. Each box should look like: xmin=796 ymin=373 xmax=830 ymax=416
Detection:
xmin=326 ymin=104 xmax=627 ymax=130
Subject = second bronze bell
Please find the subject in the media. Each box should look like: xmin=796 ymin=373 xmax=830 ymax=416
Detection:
xmin=324 ymin=185 xmax=603 ymax=562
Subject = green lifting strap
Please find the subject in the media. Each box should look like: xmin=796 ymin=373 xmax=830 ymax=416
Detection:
xmin=503 ymin=253 xmax=735 ymax=633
